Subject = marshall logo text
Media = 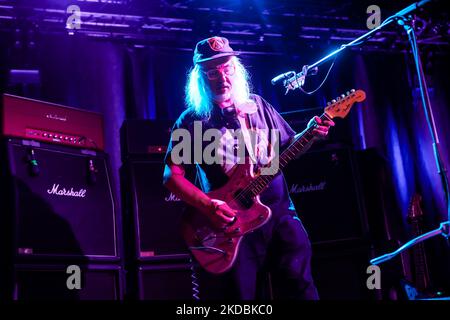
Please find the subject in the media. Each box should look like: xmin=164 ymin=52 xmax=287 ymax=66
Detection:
xmin=46 ymin=114 xmax=67 ymax=122
xmin=289 ymin=182 xmax=326 ymax=194
xmin=47 ymin=184 xmax=87 ymax=198
xmin=165 ymin=192 xmax=181 ymax=202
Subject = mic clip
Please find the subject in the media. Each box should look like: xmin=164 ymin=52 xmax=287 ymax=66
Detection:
xmin=284 ymin=65 xmax=319 ymax=94
xmin=271 ymin=71 xmax=296 ymax=85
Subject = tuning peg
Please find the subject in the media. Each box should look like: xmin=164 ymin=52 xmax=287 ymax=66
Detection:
xmin=346 ymin=91 xmax=350 ymax=96
xmin=331 ymin=99 xmax=336 ymax=103
xmin=341 ymin=94 xmax=345 ymax=99
xmin=327 ymin=101 xmax=331 ymax=105
xmin=350 ymin=89 xmax=355 ymax=93
xmin=336 ymin=96 xmax=341 ymax=101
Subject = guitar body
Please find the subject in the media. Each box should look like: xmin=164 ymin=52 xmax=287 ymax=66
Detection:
xmin=181 ymin=161 xmax=272 ymax=274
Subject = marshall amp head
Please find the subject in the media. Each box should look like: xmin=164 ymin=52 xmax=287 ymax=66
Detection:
xmin=1 ymin=94 xmax=104 ymax=151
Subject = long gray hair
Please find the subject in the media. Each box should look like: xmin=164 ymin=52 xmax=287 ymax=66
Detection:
xmin=184 ymin=56 xmax=251 ymax=119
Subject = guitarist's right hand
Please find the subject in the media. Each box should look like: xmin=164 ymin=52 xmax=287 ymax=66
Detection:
xmin=163 ymin=163 xmax=237 ymax=229
xmin=208 ymin=199 xmax=237 ymax=230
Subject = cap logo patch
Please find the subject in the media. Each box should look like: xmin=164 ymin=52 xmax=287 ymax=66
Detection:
xmin=208 ymin=37 xmax=225 ymax=51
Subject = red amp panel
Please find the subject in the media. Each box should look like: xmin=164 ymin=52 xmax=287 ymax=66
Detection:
xmin=1 ymin=94 xmax=104 ymax=151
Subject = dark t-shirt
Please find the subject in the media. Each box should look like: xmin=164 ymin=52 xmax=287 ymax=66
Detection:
xmin=165 ymin=94 xmax=297 ymax=214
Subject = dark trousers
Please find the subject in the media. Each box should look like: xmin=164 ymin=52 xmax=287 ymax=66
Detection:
xmin=196 ymin=213 xmax=319 ymax=300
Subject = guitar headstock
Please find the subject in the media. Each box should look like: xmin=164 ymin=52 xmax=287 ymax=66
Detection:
xmin=324 ymin=89 xmax=366 ymax=119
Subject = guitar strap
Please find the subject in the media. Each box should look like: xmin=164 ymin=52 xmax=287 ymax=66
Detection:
xmin=237 ymin=113 xmax=257 ymax=164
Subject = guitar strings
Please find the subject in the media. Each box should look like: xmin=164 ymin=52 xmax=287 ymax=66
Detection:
xmin=231 ymin=116 xmax=325 ymax=204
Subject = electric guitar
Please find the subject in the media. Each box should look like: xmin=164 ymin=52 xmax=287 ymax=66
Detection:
xmin=401 ymin=193 xmax=432 ymax=300
xmin=182 ymin=89 xmax=366 ymax=274
xmin=408 ymin=194 xmax=431 ymax=294
xmin=396 ymin=195 xmax=450 ymax=300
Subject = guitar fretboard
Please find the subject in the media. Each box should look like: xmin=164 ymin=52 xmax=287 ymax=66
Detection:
xmin=238 ymin=112 xmax=331 ymax=199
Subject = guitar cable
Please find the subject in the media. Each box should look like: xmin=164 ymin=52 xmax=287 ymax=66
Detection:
xmin=189 ymin=257 xmax=200 ymax=300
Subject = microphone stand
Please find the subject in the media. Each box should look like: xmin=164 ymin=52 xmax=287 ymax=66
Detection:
xmin=371 ymin=11 xmax=450 ymax=265
xmin=280 ymin=12 xmax=400 ymax=93
xmin=277 ymin=0 xmax=450 ymax=265
xmin=280 ymin=0 xmax=432 ymax=93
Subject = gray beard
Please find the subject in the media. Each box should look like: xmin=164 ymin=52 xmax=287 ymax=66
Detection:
xmin=213 ymin=92 xmax=231 ymax=103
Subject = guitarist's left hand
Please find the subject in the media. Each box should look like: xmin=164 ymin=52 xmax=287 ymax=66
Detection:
xmin=309 ymin=116 xmax=335 ymax=139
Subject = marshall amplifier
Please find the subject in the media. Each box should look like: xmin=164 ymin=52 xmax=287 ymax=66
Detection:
xmin=136 ymin=259 xmax=194 ymax=300
xmin=13 ymin=264 xmax=124 ymax=300
xmin=1 ymin=94 xmax=104 ymax=151
xmin=311 ymin=244 xmax=376 ymax=300
xmin=283 ymin=146 xmax=369 ymax=245
xmin=1 ymin=138 xmax=120 ymax=261
xmin=121 ymin=159 xmax=189 ymax=260
xmin=120 ymin=119 xmax=173 ymax=161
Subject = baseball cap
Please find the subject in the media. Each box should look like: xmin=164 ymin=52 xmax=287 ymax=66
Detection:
xmin=193 ymin=36 xmax=239 ymax=65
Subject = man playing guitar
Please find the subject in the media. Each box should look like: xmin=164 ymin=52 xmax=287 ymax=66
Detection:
xmin=163 ymin=36 xmax=335 ymax=300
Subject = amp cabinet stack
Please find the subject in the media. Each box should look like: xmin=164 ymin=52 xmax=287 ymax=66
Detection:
xmin=0 ymin=94 xmax=124 ymax=300
xmin=120 ymin=119 xmax=195 ymax=300
xmin=283 ymin=145 xmax=375 ymax=300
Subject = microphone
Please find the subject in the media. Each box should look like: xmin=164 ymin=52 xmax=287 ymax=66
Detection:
xmin=271 ymin=71 xmax=296 ymax=85
xmin=284 ymin=66 xmax=319 ymax=93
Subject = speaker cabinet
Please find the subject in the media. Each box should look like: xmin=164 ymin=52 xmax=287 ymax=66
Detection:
xmin=1 ymin=138 xmax=120 ymax=261
xmin=311 ymin=245 xmax=376 ymax=300
xmin=121 ymin=160 xmax=189 ymax=260
xmin=136 ymin=258 xmax=194 ymax=300
xmin=13 ymin=264 xmax=123 ymax=300
xmin=120 ymin=119 xmax=172 ymax=161
xmin=283 ymin=146 xmax=369 ymax=245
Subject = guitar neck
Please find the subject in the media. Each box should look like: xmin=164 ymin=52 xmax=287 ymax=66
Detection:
xmin=246 ymin=112 xmax=331 ymax=197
